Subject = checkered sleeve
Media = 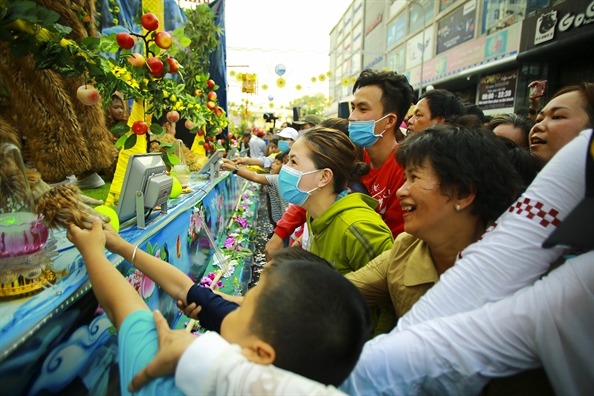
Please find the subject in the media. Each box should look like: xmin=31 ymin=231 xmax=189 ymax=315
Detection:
xmin=397 ymin=129 xmax=592 ymax=330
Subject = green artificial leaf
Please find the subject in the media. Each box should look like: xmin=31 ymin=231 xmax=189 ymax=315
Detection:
xmin=190 ymin=126 xmax=199 ymax=134
xmin=172 ymin=27 xmax=185 ymax=39
xmin=82 ymin=36 xmax=100 ymax=50
xmin=150 ymin=123 xmax=166 ymax=137
xmin=160 ymin=142 xmax=175 ymax=148
xmin=179 ymin=37 xmax=191 ymax=47
xmin=53 ymin=24 xmax=72 ymax=35
xmin=111 ymin=123 xmax=130 ymax=135
xmin=166 ymin=152 xmax=181 ymax=166
xmin=124 ymin=133 xmax=138 ymax=150
xmin=198 ymin=141 xmax=204 ymax=146
xmin=11 ymin=1 xmax=37 ymax=21
xmin=115 ymin=133 xmax=128 ymax=148
xmin=37 ymin=8 xmax=60 ymax=25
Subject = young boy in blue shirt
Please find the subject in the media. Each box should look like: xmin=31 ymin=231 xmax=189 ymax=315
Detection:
xmin=67 ymin=218 xmax=371 ymax=394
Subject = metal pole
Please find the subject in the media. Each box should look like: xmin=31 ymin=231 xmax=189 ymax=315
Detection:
xmin=411 ymin=0 xmax=425 ymax=100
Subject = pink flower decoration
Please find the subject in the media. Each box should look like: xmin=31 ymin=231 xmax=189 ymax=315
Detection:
xmin=139 ymin=274 xmax=155 ymax=299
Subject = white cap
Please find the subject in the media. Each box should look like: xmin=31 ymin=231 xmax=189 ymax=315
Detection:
xmin=277 ymin=127 xmax=298 ymax=141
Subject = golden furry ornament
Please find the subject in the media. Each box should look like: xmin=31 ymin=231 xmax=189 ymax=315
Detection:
xmin=0 ymin=0 xmax=114 ymax=229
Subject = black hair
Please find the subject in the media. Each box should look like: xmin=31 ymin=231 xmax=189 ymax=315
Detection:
xmin=496 ymin=136 xmax=543 ymax=188
xmin=396 ymin=124 xmax=524 ymax=226
xmin=274 ymin=150 xmax=288 ymax=163
xmin=488 ymin=113 xmax=535 ymax=148
xmin=420 ymin=89 xmax=465 ymax=123
xmin=271 ymin=137 xmax=280 ymax=145
xmin=353 ymin=69 xmax=415 ymax=127
xmin=463 ymin=103 xmax=486 ymax=122
xmin=319 ymin=117 xmax=349 ymax=135
xmin=302 ymin=127 xmax=369 ymax=193
xmin=242 ymin=132 xmax=251 ymax=138
xmin=269 ymin=247 xmax=333 ymax=269
xmin=250 ymin=259 xmax=372 ymax=386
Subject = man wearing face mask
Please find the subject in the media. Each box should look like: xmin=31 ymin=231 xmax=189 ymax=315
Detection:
xmin=265 ymin=70 xmax=415 ymax=257
xmin=232 ymin=127 xmax=298 ymax=169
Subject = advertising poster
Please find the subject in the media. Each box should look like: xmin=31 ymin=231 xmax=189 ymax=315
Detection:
xmin=406 ymin=25 xmax=434 ymax=69
xmin=477 ymin=69 xmax=517 ymax=109
xmin=386 ymin=45 xmax=405 ymax=72
xmin=408 ymin=0 xmax=435 ymax=34
xmin=386 ymin=14 xmax=406 ymax=48
xmin=436 ymin=1 xmax=476 ymax=54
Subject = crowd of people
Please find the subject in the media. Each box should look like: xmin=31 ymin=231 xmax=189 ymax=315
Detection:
xmin=67 ymin=69 xmax=593 ymax=395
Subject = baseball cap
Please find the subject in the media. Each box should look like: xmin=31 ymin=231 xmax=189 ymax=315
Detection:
xmin=278 ymin=127 xmax=299 ymax=141
xmin=542 ymin=131 xmax=594 ymax=251
xmin=293 ymin=114 xmax=321 ymax=126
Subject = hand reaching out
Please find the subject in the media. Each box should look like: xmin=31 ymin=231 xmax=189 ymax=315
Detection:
xmin=66 ymin=217 xmax=106 ymax=258
xmin=176 ymin=299 xmax=203 ymax=320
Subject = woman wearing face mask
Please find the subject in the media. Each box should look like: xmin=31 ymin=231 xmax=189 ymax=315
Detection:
xmin=407 ymin=89 xmax=465 ymax=134
xmin=529 ymin=81 xmax=593 ymax=165
xmin=279 ymin=127 xmax=395 ymax=335
xmin=279 ymin=127 xmax=393 ymax=276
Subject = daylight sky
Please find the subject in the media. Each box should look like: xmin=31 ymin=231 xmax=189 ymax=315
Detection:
xmin=181 ymin=0 xmax=354 ymax=122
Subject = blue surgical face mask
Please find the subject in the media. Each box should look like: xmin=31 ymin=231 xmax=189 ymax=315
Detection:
xmin=278 ymin=165 xmax=321 ymax=206
xmin=278 ymin=140 xmax=290 ymax=152
xmin=348 ymin=114 xmax=393 ymax=148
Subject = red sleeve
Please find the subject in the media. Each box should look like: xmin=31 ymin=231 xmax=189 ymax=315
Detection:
xmin=273 ymin=204 xmax=307 ymax=239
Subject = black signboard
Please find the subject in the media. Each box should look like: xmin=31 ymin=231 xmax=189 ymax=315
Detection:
xmin=478 ymin=69 xmax=517 ymax=110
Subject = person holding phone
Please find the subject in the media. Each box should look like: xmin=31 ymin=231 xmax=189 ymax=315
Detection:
xmin=527 ymin=80 xmax=547 ymax=121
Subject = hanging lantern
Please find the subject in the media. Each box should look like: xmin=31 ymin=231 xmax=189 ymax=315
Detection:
xmin=341 ymin=77 xmax=350 ymax=87
xmin=242 ymin=73 xmax=256 ymax=93
xmin=318 ymin=74 xmax=326 ymax=82
xmin=296 ymin=84 xmax=302 ymax=91
xmin=276 ymin=77 xmax=286 ymax=88
xmin=229 ymin=70 xmax=236 ymax=77
xmin=262 ymin=84 xmax=268 ymax=90
xmin=311 ymin=76 xmax=317 ymax=83
xmin=326 ymin=71 xmax=333 ymax=77
xmin=275 ymin=64 xmax=286 ymax=76
xmin=268 ymin=95 xmax=274 ymax=101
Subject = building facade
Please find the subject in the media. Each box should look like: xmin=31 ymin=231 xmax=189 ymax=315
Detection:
xmin=328 ymin=0 xmax=594 ymax=117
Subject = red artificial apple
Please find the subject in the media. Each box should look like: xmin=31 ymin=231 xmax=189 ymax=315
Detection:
xmin=146 ymin=57 xmax=164 ymax=77
xmin=203 ymin=142 xmax=212 ymax=151
xmin=132 ymin=121 xmax=148 ymax=135
xmin=185 ymin=119 xmax=195 ymax=129
xmin=214 ymin=107 xmax=223 ymax=117
xmin=211 ymin=136 xmax=217 ymax=142
xmin=166 ymin=111 xmax=180 ymax=123
xmin=207 ymin=91 xmax=217 ymax=101
xmin=206 ymin=101 xmax=216 ymax=110
xmin=141 ymin=13 xmax=159 ymax=31
xmin=116 ymin=32 xmax=135 ymax=49
xmin=76 ymin=84 xmax=101 ymax=106
xmin=127 ymin=52 xmax=145 ymax=67
xmin=206 ymin=79 xmax=216 ymax=89
xmin=194 ymin=89 xmax=202 ymax=97
xmin=227 ymin=133 xmax=233 ymax=139
xmin=155 ymin=31 xmax=172 ymax=49
xmin=165 ymin=58 xmax=179 ymax=73
xmin=197 ymin=129 xmax=204 ymax=136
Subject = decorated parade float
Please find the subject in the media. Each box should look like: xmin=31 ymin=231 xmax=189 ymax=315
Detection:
xmin=0 ymin=1 xmax=256 ymax=393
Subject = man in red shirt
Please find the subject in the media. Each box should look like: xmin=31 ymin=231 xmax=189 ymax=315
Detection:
xmin=265 ymin=69 xmax=414 ymax=257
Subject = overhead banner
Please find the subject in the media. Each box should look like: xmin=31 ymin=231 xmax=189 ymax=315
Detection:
xmin=436 ymin=1 xmax=477 ymax=54
xmin=477 ymin=69 xmax=517 ymax=109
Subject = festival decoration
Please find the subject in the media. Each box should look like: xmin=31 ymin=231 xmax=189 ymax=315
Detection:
xmin=242 ymin=73 xmax=256 ymax=93
xmin=311 ymin=76 xmax=317 ymax=83
xmin=261 ymin=84 xmax=268 ymax=90
xmin=296 ymin=84 xmax=302 ymax=91
xmin=342 ymin=77 xmax=350 ymax=86
xmin=276 ymin=77 xmax=286 ymax=88
xmin=274 ymin=64 xmax=286 ymax=76
xmin=318 ymin=74 xmax=326 ymax=82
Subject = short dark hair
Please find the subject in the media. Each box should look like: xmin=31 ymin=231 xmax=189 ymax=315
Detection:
xmin=270 ymin=137 xmax=280 ymax=145
xmin=396 ymin=124 xmax=524 ymax=225
xmin=319 ymin=117 xmax=349 ymax=135
xmin=495 ymin=136 xmax=543 ymax=188
xmin=463 ymin=103 xmax=485 ymax=122
xmin=242 ymin=132 xmax=251 ymax=138
xmin=420 ymin=89 xmax=465 ymax=123
xmin=274 ymin=150 xmax=288 ymax=163
xmin=250 ymin=259 xmax=372 ymax=386
xmin=488 ymin=113 xmax=535 ymax=148
xmin=269 ymin=247 xmax=333 ymax=269
xmin=301 ymin=127 xmax=369 ymax=193
xmin=353 ymin=69 xmax=415 ymax=127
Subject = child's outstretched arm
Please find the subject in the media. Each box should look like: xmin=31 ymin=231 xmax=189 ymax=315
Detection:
xmin=102 ymin=224 xmax=194 ymax=305
xmin=221 ymin=159 xmax=270 ymax=185
xmin=67 ymin=218 xmax=149 ymax=330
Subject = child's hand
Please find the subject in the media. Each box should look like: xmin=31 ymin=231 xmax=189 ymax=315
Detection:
xmin=221 ymin=159 xmax=236 ymax=172
xmin=128 ymin=310 xmax=196 ymax=393
xmin=67 ymin=217 xmax=106 ymax=258
xmin=103 ymin=223 xmax=126 ymax=254
xmin=176 ymin=300 xmax=203 ymax=320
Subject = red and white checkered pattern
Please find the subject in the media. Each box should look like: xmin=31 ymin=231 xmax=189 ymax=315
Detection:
xmin=509 ymin=198 xmax=561 ymax=228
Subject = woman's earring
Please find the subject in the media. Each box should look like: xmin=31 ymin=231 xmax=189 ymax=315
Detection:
xmin=455 ymin=204 xmax=461 ymax=212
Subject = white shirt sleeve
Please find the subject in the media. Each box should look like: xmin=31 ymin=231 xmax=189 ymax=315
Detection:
xmin=342 ymin=251 xmax=594 ymax=396
xmin=176 ymin=332 xmax=346 ymax=396
xmin=258 ymin=155 xmax=274 ymax=168
xmin=397 ymin=129 xmax=591 ymax=330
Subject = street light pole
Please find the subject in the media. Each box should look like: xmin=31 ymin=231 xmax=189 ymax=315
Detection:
xmin=411 ymin=0 xmax=426 ymax=100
